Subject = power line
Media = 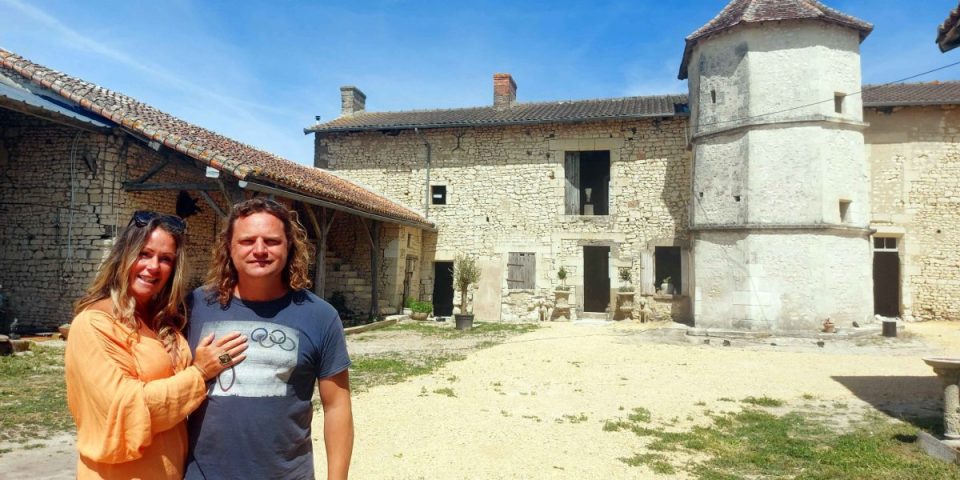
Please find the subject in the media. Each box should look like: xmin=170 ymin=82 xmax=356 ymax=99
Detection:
xmin=689 ymin=59 xmax=960 ymax=133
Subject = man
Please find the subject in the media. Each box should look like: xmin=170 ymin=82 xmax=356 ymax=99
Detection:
xmin=186 ymin=198 xmax=353 ymax=480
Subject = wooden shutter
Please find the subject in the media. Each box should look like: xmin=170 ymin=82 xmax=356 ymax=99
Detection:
xmin=564 ymin=152 xmax=580 ymax=215
xmin=507 ymin=252 xmax=536 ymax=289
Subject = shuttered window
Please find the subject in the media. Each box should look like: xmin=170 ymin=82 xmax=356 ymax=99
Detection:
xmin=507 ymin=252 xmax=536 ymax=290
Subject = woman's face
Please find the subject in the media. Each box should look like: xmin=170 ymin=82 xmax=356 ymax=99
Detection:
xmin=128 ymin=228 xmax=178 ymax=309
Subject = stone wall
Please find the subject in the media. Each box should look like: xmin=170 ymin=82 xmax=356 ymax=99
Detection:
xmin=0 ymin=109 xmax=224 ymax=330
xmin=317 ymin=117 xmax=692 ymax=322
xmin=865 ymin=105 xmax=960 ymax=321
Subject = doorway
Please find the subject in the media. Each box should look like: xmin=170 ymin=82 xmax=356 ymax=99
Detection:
xmin=432 ymin=261 xmax=454 ymax=317
xmin=873 ymin=237 xmax=900 ymax=317
xmin=583 ymin=246 xmax=610 ymax=312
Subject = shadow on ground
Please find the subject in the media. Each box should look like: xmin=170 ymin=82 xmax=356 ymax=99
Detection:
xmin=833 ymin=375 xmax=943 ymax=431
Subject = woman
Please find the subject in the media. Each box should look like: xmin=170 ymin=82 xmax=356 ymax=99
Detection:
xmin=65 ymin=211 xmax=248 ymax=479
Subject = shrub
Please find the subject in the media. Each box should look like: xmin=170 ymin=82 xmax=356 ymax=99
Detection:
xmin=411 ymin=301 xmax=433 ymax=314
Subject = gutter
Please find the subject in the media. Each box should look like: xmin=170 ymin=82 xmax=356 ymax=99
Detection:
xmin=414 ymin=127 xmax=431 ymax=219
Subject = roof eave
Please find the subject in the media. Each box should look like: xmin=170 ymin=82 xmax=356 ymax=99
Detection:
xmin=307 ymin=111 xmax=689 ymax=135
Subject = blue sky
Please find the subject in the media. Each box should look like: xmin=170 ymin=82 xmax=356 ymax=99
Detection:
xmin=1 ymin=0 xmax=958 ymax=165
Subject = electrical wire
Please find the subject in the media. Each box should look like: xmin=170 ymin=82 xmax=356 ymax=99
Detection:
xmin=689 ymin=59 xmax=960 ymax=133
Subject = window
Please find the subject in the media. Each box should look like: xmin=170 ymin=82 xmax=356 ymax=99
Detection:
xmin=710 ymin=89 xmax=717 ymax=104
xmin=564 ymin=151 xmax=610 ymax=215
xmin=506 ymin=252 xmax=536 ymax=290
xmin=839 ymin=200 xmax=851 ymax=223
xmin=654 ymin=247 xmax=681 ymax=293
xmin=873 ymin=237 xmax=898 ymax=252
xmin=431 ymin=185 xmax=447 ymax=205
xmin=834 ymin=93 xmax=845 ymax=114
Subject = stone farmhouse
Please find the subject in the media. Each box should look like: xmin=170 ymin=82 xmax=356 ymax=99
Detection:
xmin=0 ymin=48 xmax=434 ymax=332
xmin=307 ymin=0 xmax=960 ymax=331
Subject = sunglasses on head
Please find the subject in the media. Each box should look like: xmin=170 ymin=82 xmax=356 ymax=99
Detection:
xmin=129 ymin=211 xmax=186 ymax=234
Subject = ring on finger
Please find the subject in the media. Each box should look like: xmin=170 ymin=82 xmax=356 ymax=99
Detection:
xmin=218 ymin=352 xmax=232 ymax=366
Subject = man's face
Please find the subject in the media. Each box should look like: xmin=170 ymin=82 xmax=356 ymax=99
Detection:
xmin=229 ymin=212 xmax=289 ymax=285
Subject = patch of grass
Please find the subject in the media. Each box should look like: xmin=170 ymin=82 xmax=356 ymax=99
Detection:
xmin=432 ymin=387 xmax=456 ymax=398
xmin=561 ymin=413 xmax=588 ymax=424
xmin=802 ymin=393 xmax=816 ymax=400
xmin=695 ymin=401 xmax=707 ymax=406
xmin=522 ymin=415 xmax=541 ymax=423
xmin=741 ymin=395 xmax=784 ymax=407
xmin=628 ymin=407 xmax=651 ymax=423
xmin=604 ymin=405 xmax=960 ymax=479
xmin=350 ymin=352 xmax=465 ymax=392
xmin=619 ymin=453 xmax=675 ymax=474
xmin=384 ymin=322 xmax=538 ymax=338
xmin=500 ymin=409 xmax=511 ymax=417
xmin=0 ymin=345 xmax=74 ymax=446
xmin=446 ymin=375 xmax=459 ymax=383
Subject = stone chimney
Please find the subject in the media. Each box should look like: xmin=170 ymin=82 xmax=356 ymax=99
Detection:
xmin=493 ymin=73 xmax=516 ymax=110
xmin=340 ymin=86 xmax=366 ymax=116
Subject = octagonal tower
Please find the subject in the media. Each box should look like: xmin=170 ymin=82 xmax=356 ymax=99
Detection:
xmin=681 ymin=0 xmax=875 ymax=331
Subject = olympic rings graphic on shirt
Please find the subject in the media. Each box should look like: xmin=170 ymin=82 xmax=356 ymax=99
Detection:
xmin=217 ymin=365 xmax=236 ymax=392
xmin=249 ymin=327 xmax=296 ymax=351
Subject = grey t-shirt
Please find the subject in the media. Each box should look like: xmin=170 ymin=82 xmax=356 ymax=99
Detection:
xmin=185 ymin=288 xmax=350 ymax=480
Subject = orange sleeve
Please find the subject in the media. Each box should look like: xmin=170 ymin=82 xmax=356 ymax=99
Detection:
xmin=65 ymin=310 xmax=207 ymax=464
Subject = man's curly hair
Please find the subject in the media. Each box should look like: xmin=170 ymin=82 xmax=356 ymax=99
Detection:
xmin=205 ymin=198 xmax=313 ymax=306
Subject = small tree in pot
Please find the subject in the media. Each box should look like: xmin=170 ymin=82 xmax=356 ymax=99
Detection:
xmin=453 ymin=254 xmax=481 ymax=330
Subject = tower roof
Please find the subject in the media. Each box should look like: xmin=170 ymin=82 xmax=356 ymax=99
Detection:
xmin=679 ymin=0 xmax=873 ymax=79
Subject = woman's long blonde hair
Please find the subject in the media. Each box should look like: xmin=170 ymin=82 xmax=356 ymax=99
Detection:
xmin=205 ymin=198 xmax=312 ymax=306
xmin=75 ymin=216 xmax=188 ymax=360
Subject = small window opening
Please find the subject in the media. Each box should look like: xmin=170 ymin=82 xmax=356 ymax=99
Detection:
xmin=710 ymin=89 xmax=717 ymax=104
xmin=431 ymin=185 xmax=447 ymax=205
xmin=654 ymin=246 xmax=682 ymax=294
xmin=839 ymin=200 xmax=851 ymax=223
xmin=734 ymin=195 xmax=741 ymax=202
xmin=873 ymin=237 xmax=898 ymax=252
xmin=834 ymin=93 xmax=845 ymax=114
xmin=563 ymin=150 xmax=610 ymax=215
xmin=407 ymin=233 xmax=412 ymax=248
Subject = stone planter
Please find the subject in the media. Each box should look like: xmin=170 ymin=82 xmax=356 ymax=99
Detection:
xmin=410 ymin=311 xmax=428 ymax=321
xmin=616 ymin=291 xmax=635 ymax=319
xmin=58 ymin=324 xmax=71 ymax=341
xmin=554 ymin=288 xmax=572 ymax=307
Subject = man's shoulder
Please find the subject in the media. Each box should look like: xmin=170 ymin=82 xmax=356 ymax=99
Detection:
xmin=290 ymin=289 xmax=338 ymax=319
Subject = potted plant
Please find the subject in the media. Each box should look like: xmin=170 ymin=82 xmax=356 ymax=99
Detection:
xmin=660 ymin=276 xmax=674 ymax=295
xmin=453 ymin=254 xmax=481 ymax=330
xmin=555 ymin=266 xmax=571 ymax=304
xmin=410 ymin=300 xmax=432 ymax=321
xmin=616 ymin=268 xmax=635 ymax=319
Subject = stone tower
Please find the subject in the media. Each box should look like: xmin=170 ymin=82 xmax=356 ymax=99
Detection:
xmin=680 ymin=0 xmax=875 ymax=331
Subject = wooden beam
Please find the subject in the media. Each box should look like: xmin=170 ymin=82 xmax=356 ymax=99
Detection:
xmin=370 ymin=220 xmax=380 ymax=319
xmin=303 ymin=205 xmax=325 ymax=297
xmin=123 ymin=182 xmax=219 ymax=191
xmin=198 ymin=190 xmax=226 ymax=218
xmin=127 ymin=157 xmax=170 ymax=185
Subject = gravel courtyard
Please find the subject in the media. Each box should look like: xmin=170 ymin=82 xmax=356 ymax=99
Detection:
xmin=4 ymin=320 xmax=959 ymax=479
xmin=313 ymin=321 xmax=960 ymax=479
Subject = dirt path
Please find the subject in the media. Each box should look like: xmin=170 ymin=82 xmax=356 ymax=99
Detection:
xmin=312 ymin=321 xmax=960 ymax=479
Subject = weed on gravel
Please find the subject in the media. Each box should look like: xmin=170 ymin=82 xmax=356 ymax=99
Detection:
xmin=0 ymin=345 xmax=73 ymax=449
xmin=604 ymin=402 xmax=959 ymax=479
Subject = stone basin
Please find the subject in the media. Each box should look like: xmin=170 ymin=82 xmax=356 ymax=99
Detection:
xmin=923 ymin=357 xmax=960 ymax=369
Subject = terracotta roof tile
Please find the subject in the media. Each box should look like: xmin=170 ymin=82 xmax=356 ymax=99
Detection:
xmin=0 ymin=48 xmax=430 ymax=229
xmin=679 ymin=0 xmax=872 ymax=79
xmin=937 ymin=2 xmax=960 ymax=52
xmin=862 ymin=81 xmax=960 ymax=107
xmin=307 ymin=94 xmax=688 ymax=133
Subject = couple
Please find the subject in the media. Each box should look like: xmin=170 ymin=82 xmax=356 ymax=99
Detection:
xmin=64 ymin=198 xmax=353 ymax=479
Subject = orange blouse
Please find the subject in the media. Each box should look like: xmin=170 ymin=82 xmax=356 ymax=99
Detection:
xmin=64 ymin=308 xmax=206 ymax=480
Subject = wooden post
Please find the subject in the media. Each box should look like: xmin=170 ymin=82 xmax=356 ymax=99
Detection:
xmin=304 ymin=206 xmax=337 ymax=298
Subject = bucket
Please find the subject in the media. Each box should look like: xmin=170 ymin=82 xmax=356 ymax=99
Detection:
xmin=882 ymin=320 xmax=898 ymax=337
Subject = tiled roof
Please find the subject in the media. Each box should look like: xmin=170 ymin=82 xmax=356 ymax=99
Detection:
xmin=862 ymin=81 xmax=960 ymax=107
xmin=0 ymin=48 xmax=431 ymax=229
xmin=937 ymin=1 xmax=960 ymax=52
xmin=306 ymin=95 xmax=688 ymax=133
xmin=679 ymin=0 xmax=873 ymax=79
